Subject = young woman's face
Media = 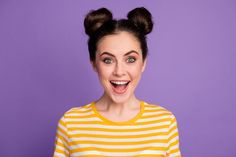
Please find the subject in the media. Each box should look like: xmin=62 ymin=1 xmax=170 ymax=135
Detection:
xmin=93 ymin=31 xmax=147 ymax=104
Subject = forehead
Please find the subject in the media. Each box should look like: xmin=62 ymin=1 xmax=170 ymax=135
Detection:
xmin=97 ymin=31 xmax=141 ymax=55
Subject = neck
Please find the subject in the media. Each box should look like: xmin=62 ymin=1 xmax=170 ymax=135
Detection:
xmin=95 ymin=93 xmax=141 ymax=115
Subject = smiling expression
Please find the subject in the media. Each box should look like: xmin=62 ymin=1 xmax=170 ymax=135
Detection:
xmin=92 ymin=31 xmax=147 ymax=104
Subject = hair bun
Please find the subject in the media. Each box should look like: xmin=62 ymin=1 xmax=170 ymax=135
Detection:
xmin=84 ymin=8 xmax=113 ymax=36
xmin=127 ymin=7 xmax=153 ymax=35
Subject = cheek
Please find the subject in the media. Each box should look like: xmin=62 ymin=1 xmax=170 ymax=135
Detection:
xmin=129 ymin=65 xmax=144 ymax=78
xmin=97 ymin=65 xmax=112 ymax=80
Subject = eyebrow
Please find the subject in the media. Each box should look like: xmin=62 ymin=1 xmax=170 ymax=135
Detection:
xmin=99 ymin=50 xmax=140 ymax=57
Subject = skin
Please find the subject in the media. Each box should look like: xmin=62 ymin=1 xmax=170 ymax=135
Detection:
xmin=91 ymin=31 xmax=147 ymax=122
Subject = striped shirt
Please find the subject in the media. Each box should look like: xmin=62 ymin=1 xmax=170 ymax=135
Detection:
xmin=53 ymin=101 xmax=181 ymax=157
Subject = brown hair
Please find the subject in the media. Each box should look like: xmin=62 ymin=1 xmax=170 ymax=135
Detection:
xmin=84 ymin=7 xmax=153 ymax=62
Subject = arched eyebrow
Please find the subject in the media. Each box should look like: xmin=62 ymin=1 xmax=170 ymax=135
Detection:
xmin=124 ymin=51 xmax=140 ymax=56
xmin=99 ymin=50 xmax=140 ymax=57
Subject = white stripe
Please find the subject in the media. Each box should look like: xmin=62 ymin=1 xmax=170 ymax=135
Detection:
xmin=55 ymin=145 xmax=69 ymax=154
xmin=70 ymin=135 xmax=168 ymax=142
xmin=53 ymin=152 xmax=67 ymax=157
xmin=66 ymin=111 xmax=94 ymax=116
xmin=70 ymin=142 xmax=168 ymax=149
xmin=69 ymin=106 xmax=91 ymax=112
xmin=168 ymin=128 xmax=178 ymax=139
xmin=137 ymin=115 xmax=171 ymax=122
xmin=145 ymin=107 xmax=161 ymax=110
xmin=66 ymin=117 xmax=101 ymax=122
xmin=58 ymin=123 xmax=67 ymax=132
xmin=170 ymin=121 xmax=177 ymax=129
xmin=69 ymin=128 xmax=168 ymax=135
xmin=169 ymin=144 xmax=179 ymax=151
xmin=168 ymin=137 xmax=179 ymax=145
xmin=68 ymin=121 xmax=170 ymax=129
xmin=144 ymin=105 xmax=162 ymax=109
xmin=57 ymin=131 xmax=69 ymax=147
xmin=71 ymin=150 xmax=165 ymax=156
xmin=142 ymin=111 xmax=171 ymax=116
xmin=169 ymin=151 xmax=181 ymax=157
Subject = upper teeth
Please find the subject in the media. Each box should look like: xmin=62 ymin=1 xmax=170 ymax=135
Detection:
xmin=110 ymin=81 xmax=129 ymax=85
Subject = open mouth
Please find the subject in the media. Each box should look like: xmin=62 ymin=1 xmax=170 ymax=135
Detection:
xmin=110 ymin=80 xmax=130 ymax=94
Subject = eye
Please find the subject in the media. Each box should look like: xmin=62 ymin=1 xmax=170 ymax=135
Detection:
xmin=103 ymin=58 xmax=113 ymax=64
xmin=126 ymin=57 xmax=136 ymax=63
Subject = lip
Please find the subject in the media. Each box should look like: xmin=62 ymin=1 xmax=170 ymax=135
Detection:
xmin=110 ymin=80 xmax=130 ymax=94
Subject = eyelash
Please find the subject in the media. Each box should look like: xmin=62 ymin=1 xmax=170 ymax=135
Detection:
xmin=103 ymin=58 xmax=113 ymax=64
xmin=126 ymin=57 xmax=136 ymax=63
xmin=102 ymin=57 xmax=136 ymax=64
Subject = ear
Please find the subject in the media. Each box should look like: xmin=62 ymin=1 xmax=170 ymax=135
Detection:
xmin=90 ymin=61 xmax=98 ymax=72
xmin=141 ymin=59 xmax=147 ymax=73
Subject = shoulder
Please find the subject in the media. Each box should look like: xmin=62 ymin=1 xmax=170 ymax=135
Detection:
xmin=141 ymin=101 xmax=178 ymax=128
xmin=142 ymin=101 xmax=176 ymax=119
xmin=59 ymin=103 xmax=93 ymax=121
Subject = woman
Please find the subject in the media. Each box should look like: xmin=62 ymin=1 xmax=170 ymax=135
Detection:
xmin=53 ymin=7 xmax=181 ymax=157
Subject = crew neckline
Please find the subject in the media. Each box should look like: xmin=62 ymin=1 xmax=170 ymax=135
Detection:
xmin=91 ymin=101 xmax=145 ymax=125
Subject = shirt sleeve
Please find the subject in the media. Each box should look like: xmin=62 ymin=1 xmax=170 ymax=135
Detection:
xmin=166 ymin=115 xmax=182 ymax=157
xmin=53 ymin=116 xmax=70 ymax=157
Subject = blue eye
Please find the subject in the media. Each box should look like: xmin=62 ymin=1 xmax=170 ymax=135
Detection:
xmin=103 ymin=58 xmax=113 ymax=64
xmin=127 ymin=57 xmax=136 ymax=63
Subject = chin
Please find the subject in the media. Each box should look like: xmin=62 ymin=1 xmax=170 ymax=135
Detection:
xmin=106 ymin=89 xmax=134 ymax=104
xmin=101 ymin=81 xmax=137 ymax=104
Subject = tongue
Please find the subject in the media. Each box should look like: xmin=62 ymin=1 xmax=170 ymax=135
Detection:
xmin=116 ymin=85 xmax=126 ymax=90
xmin=113 ymin=84 xmax=127 ymax=94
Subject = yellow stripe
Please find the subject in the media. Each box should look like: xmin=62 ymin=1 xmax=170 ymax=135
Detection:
xmin=69 ymin=139 xmax=168 ymax=145
xmin=141 ymin=113 xmax=172 ymax=119
xmin=136 ymin=118 xmax=171 ymax=125
xmin=66 ymin=118 xmax=171 ymax=125
xmin=169 ymin=132 xmax=179 ymax=142
xmin=66 ymin=114 xmax=97 ymax=118
xmin=69 ymin=125 xmax=168 ymax=132
xmin=70 ymin=146 xmax=166 ymax=153
xmin=56 ymin=133 xmax=69 ymax=146
xmin=54 ymin=148 xmax=69 ymax=156
xmin=169 ymin=139 xmax=179 ymax=148
xmin=70 ymin=131 xmax=168 ymax=138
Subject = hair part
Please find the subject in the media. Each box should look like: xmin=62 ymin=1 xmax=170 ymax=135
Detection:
xmin=84 ymin=7 xmax=153 ymax=62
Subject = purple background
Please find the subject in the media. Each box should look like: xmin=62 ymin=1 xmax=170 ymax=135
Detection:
xmin=0 ymin=0 xmax=236 ymax=157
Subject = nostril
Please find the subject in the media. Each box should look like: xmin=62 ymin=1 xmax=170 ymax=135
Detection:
xmin=113 ymin=64 xmax=125 ymax=76
xmin=112 ymin=70 xmax=125 ymax=76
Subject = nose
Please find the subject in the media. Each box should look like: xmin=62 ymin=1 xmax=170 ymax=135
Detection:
xmin=113 ymin=61 xmax=125 ymax=77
